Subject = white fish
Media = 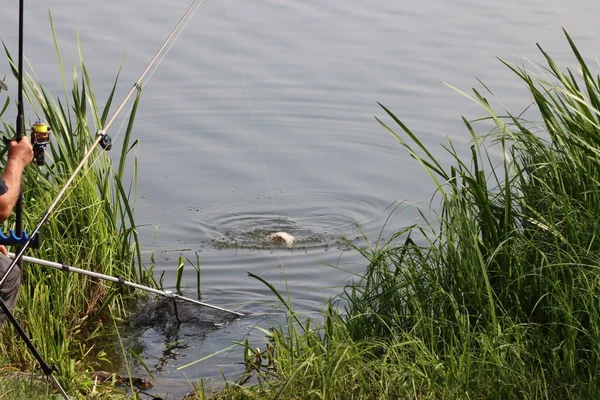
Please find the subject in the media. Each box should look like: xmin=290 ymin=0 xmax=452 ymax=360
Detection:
xmin=269 ymin=232 xmax=295 ymax=248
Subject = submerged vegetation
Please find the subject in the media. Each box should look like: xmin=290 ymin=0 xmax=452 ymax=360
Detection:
xmin=210 ymin=32 xmax=600 ymax=399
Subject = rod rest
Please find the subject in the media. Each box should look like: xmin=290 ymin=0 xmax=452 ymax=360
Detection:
xmin=0 ymin=230 xmax=39 ymax=248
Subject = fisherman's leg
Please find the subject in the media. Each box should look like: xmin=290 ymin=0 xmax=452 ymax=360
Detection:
xmin=0 ymin=254 xmax=21 ymax=328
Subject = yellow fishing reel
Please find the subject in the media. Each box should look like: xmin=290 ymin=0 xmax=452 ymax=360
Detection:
xmin=31 ymin=120 xmax=50 ymax=166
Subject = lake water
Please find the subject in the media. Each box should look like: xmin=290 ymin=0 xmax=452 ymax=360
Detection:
xmin=1 ymin=0 xmax=600 ymax=398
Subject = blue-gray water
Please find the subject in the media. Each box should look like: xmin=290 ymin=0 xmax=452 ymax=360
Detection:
xmin=1 ymin=0 xmax=600 ymax=398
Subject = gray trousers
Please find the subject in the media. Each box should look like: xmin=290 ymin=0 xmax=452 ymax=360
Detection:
xmin=0 ymin=254 xmax=20 ymax=328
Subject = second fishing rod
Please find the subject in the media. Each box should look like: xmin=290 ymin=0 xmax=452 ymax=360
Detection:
xmin=0 ymin=0 xmax=206 ymax=290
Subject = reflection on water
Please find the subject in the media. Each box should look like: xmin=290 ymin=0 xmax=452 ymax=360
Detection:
xmin=124 ymin=297 xmax=238 ymax=367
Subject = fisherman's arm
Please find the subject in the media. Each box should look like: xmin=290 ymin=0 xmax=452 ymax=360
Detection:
xmin=0 ymin=137 xmax=33 ymax=221
xmin=0 ymin=138 xmax=33 ymax=257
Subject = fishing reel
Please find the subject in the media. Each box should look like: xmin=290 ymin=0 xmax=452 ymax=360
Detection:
xmin=31 ymin=120 xmax=50 ymax=166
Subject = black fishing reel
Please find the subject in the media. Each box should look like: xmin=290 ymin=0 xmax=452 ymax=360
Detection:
xmin=31 ymin=120 xmax=50 ymax=166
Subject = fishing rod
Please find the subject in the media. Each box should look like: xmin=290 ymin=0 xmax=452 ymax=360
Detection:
xmin=7 ymin=252 xmax=245 ymax=317
xmin=14 ymin=0 xmax=25 ymax=248
xmin=0 ymin=0 xmax=206 ymax=289
xmin=0 ymin=0 xmax=70 ymax=398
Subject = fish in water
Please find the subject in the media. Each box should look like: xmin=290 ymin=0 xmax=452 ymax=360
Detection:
xmin=269 ymin=231 xmax=295 ymax=248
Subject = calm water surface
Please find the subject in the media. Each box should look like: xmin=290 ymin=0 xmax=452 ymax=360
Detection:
xmin=1 ymin=0 xmax=600 ymax=397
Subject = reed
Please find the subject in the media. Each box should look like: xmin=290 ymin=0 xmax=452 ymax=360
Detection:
xmin=214 ymin=31 xmax=600 ymax=399
xmin=0 ymin=20 xmax=146 ymax=393
xmin=344 ymin=31 xmax=600 ymax=398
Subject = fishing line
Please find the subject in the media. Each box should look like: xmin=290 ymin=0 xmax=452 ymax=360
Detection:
xmin=225 ymin=0 xmax=282 ymax=227
xmin=219 ymin=1 xmax=296 ymax=365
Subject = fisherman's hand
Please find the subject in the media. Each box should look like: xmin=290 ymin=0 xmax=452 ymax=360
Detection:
xmin=0 ymin=245 xmax=8 ymax=257
xmin=7 ymin=136 xmax=34 ymax=167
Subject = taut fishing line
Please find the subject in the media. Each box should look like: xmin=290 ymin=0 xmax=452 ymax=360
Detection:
xmin=222 ymin=1 xmax=300 ymax=367
xmin=225 ymin=0 xmax=282 ymax=228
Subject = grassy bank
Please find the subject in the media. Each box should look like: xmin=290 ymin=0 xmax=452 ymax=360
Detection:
xmin=0 ymin=26 xmax=147 ymax=396
xmin=210 ymin=31 xmax=600 ymax=399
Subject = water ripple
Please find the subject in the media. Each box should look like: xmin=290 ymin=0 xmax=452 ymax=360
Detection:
xmin=186 ymin=190 xmax=392 ymax=251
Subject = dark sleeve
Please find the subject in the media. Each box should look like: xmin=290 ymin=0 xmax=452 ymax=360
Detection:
xmin=0 ymin=176 xmax=7 ymax=196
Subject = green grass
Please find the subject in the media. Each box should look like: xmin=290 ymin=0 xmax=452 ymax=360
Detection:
xmin=207 ymin=30 xmax=600 ymax=400
xmin=0 ymin=369 xmax=134 ymax=400
xmin=0 ymin=371 xmax=60 ymax=399
xmin=0 ymin=19 xmax=148 ymax=397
